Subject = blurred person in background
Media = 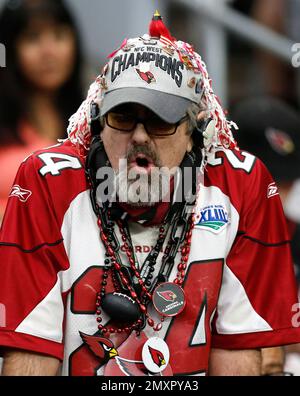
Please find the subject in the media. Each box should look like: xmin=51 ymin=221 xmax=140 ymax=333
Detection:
xmin=1 ymin=10 xmax=300 ymax=376
xmin=285 ymin=179 xmax=300 ymax=228
xmin=251 ymin=0 xmax=300 ymax=107
xmin=0 ymin=0 xmax=84 ymax=221
xmin=232 ymin=96 xmax=300 ymax=375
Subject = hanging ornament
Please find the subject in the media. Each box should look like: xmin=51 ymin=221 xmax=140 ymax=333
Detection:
xmin=142 ymin=337 xmax=170 ymax=374
xmin=101 ymin=292 xmax=141 ymax=322
xmin=104 ymin=331 xmax=173 ymax=376
xmin=152 ymin=282 xmax=186 ymax=317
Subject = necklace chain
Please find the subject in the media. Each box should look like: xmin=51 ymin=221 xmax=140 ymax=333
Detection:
xmin=94 ymin=203 xmax=195 ymax=335
xmin=86 ymin=146 xmax=202 ymax=336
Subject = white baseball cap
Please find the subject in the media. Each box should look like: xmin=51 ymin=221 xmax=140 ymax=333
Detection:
xmin=68 ymin=12 xmax=236 ymax=153
xmin=99 ymin=33 xmax=205 ymax=123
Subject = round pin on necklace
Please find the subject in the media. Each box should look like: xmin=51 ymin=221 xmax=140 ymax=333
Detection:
xmin=142 ymin=337 xmax=170 ymax=374
xmin=152 ymin=282 xmax=186 ymax=317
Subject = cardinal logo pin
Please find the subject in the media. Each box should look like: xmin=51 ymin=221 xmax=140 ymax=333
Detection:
xmin=142 ymin=337 xmax=170 ymax=374
xmin=152 ymin=282 xmax=186 ymax=317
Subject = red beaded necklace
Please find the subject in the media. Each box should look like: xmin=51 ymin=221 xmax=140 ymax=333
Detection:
xmin=85 ymin=136 xmax=203 ymax=337
xmin=95 ymin=208 xmax=195 ymax=335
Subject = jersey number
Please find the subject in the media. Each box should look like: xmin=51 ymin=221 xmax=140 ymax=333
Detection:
xmin=69 ymin=259 xmax=223 ymax=376
xmin=38 ymin=153 xmax=82 ymax=176
xmin=208 ymin=150 xmax=256 ymax=173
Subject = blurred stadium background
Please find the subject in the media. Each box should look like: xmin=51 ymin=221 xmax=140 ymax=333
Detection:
xmin=0 ymin=0 xmax=298 ymax=108
xmin=0 ymin=0 xmax=300 ymax=375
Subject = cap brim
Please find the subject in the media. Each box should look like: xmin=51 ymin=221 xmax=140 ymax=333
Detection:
xmin=100 ymin=88 xmax=192 ymax=123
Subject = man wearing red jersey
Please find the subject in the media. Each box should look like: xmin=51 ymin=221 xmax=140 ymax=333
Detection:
xmin=232 ymin=96 xmax=300 ymax=375
xmin=0 ymin=12 xmax=299 ymax=376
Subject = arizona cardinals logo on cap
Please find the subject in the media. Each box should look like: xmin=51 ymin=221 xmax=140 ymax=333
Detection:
xmin=136 ymin=68 xmax=156 ymax=84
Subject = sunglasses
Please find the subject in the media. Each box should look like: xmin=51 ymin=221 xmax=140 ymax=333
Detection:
xmin=105 ymin=112 xmax=188 ymax=137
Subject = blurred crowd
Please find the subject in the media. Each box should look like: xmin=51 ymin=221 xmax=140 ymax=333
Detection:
xmin=0 ymin=0 xmax=299 ymax=376
xmin=0 ymin=0 xmax=84 ymax=220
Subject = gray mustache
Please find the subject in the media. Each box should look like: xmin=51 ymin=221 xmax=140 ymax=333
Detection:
xmin=126 ymin=145 xmax=161 ymax=167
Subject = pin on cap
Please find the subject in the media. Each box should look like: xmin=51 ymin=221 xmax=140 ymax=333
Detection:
xmin=99 ymin=12 xmax=205 ymax=124
xmin=68 ymin=11 xmax=237 ymax=156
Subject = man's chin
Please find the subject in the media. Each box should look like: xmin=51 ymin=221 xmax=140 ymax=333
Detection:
xmin=116 ymin=179 xmax=171 ymax=207
xmin=124 ymin=200 xmax=158 ymax=208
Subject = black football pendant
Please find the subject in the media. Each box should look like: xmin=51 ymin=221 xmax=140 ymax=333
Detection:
xmin=101 ymin=292 xmax=141 ymax=322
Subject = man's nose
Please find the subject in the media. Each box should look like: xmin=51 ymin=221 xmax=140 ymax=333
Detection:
xmin=130 ymin=122 xmax=151 ymax=145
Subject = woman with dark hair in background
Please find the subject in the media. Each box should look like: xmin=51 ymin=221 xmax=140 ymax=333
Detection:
xmin=0 ymin=0 xmax=84 ymax=220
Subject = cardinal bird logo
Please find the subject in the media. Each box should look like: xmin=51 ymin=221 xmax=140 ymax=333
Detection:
xmin=80 ymin=331 xmax=170 ymax=376
xmin=265 ymin=128 xmax=295 ymax=155
xmin=157 ymin=290 xmax=177 ymax=302
xmin=80 ymin=332 xmax=118 ymax=362
xmin=148 ymin=346 xmax=166 ymax=368
xmin=135 ymin=68 xmax=156 ymax=84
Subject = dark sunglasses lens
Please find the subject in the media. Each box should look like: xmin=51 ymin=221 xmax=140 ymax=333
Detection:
xmin=107 ymin=112 xmax=135 ymax=131
xmin=147 ymin=117 xmax=176 ymax=135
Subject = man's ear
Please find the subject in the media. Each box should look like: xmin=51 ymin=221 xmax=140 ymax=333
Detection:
xmin=187 ymin=136 xmax=194 ymax=152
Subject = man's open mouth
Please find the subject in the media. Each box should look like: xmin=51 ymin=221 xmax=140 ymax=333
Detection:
xmin=129 ymin=154 xmax=154 ymax=172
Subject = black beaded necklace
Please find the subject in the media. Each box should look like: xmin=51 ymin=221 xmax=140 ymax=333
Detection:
xmin=85 ymin=136 xmax=201 ymax=335
xmin=94 ymin=200 xmax=194 ymax=335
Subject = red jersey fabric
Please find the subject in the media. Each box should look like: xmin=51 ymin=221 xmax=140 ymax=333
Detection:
xmin=0 ymin=121 xmax=56 ymax=219
xmin=0 ymin=140 xmax=299 ymax=376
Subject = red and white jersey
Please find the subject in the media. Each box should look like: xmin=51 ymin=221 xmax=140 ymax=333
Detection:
xmin=0 ymin=140 xmax=299 ymax=376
